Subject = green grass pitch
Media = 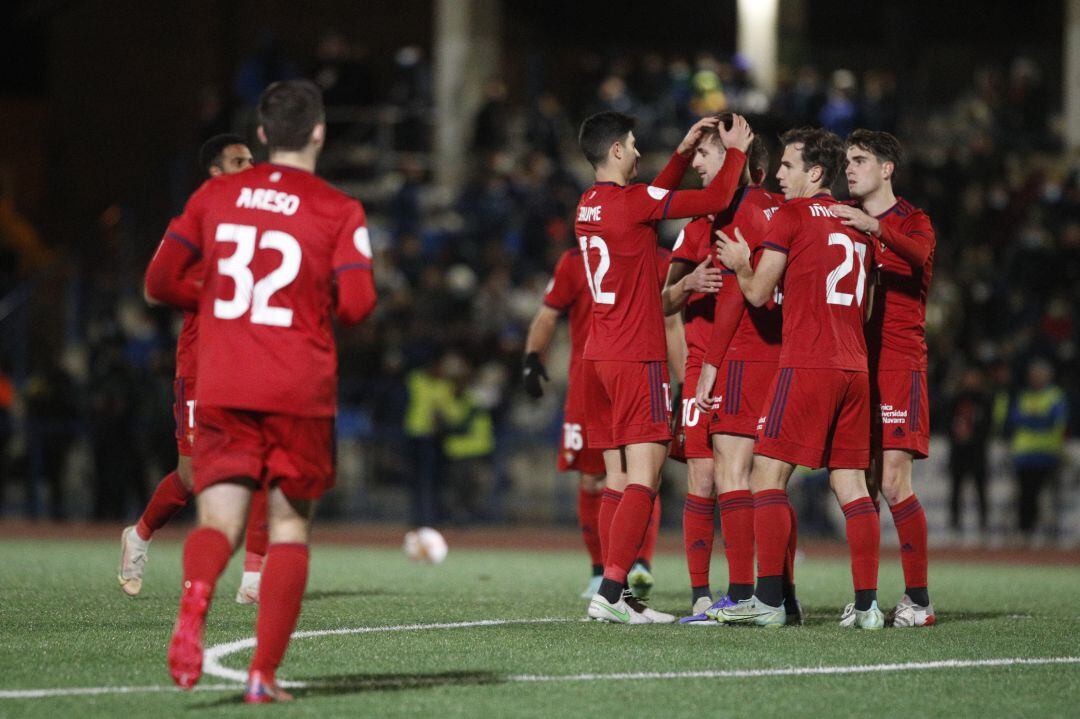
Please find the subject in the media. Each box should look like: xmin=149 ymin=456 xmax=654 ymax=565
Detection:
xmin=0 ymin=537 xmax=1078 ymax=717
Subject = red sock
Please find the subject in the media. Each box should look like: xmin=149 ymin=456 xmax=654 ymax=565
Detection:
xmin=603 ymin=484 xmax=656 ymax=584
xmin=638 ymin=494 xmax=662 ymax=564
xmin=842 ymin=497 xmax=880 ymax=592
xmin=890 ymin=494 xmax=928 ymax=590
xmin=244 ymin=489 xmax=269 ymax=572
xmin=752 ymin=490 xmax=791 ymax=580
xmin=136 ymin=471 xmax=191 ymax=541
xmin=250 ymin=544 xmax=310 ymax=675
xmin=683 ymin=493 xmax=716 ymax=587
xmin=182 ymin=526 xmax=232 ymax=589
xmin=598 ymin=489 xmax=622 ymax=567
xmin=785 ymin=502 xmax=798 ymax=585
xmin=577 ymin=487 xmax=603 ymax=568
xmin=718 ymin=490 xmax=753 ymax=586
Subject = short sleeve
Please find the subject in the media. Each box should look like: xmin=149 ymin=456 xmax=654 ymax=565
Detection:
xmin=624 ymin=183 xmax=674 ymax=223
xmin=333 ymin=200 xmax=373 ymax=274
xmin=543 ymin=250 xmax=579 ymax=312
xmin=760 ymin=205 xmax=797 ymax=254
xmin=671 ymin=217 xmax=709 ymax=265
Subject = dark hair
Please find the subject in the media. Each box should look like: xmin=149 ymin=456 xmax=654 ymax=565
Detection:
xmin=846 ymin=129 xmax=902 ymax=170
xmin=779 ymin=127 xmax=845 ymax=187
xmin=578 ymin=112 xmax=636 ymax=168
xmin=704 ymin=113 xmax=769 ymax=181
xmin=198 ymin=134 xmax=247 ymax=175
xmin=257 ymin=79 xmax=326 ymax=152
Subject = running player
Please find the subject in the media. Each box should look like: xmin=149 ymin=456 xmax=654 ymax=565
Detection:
xmin=146 ymin=80 xmax=377 ymax=701
xmin=118 ymin=134 xmax=269 ymax=604
xmin=574 ymin=111 xmax=754 ymax=624
xmin=712 ymin=127 xmax=883 ymax=629
xmin=524 ymin=242 xmax=678 ymax=600
xmin=833 ymin=130 xmax=936 ymax=627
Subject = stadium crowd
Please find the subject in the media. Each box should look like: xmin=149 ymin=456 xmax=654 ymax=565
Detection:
xmin=0 ymin=37 xmax=1074 ymax=541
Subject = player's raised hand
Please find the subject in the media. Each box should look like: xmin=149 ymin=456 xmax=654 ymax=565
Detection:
xmin=522 ymin=352 xmax=549 ymax=399
xmin=684 ymin=258 xmax=724 ymax=294
xmin=718 ymin=114 xmax=754 ymax=154
xmin=676 ymin=116 xmax=722 ymax=157
xmin=695 ymin=362 xmax=719 ymax=414
xmin=715 ymin=227 xmax=751 ymax=272
xmin=830 ymin=204 xmax=880 ymax=235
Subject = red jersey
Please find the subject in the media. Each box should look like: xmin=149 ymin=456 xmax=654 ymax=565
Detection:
xmin=576 ymin=148 xmax=747 ymax=362
xmin=865 ymin=198 xmax=935 ymax=370
xmin=545 ymin=245 xmax=673 ymax=376
xmin=154 ymin=163 xmax=376 ymax=417
xmin=762 ymin=195 xmax=874 ymax=371
xmin=670 ymin=216 xmax=714 ymax=366
xmin=165 ymin=216 xmax=203 ymax=379
xmin=543 ymin=247 xmax=592 ymax=379
xmin=701 ymin=186 xmax=784 ymax=366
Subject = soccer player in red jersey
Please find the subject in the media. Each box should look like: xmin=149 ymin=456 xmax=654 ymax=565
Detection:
xmin=573 ymin=111 xmax=755 ymax=624
xmin=118 ymin=134 xmax=267 ymax=602
xmin=145 ymin=80 xmax=377 ymax=701
xmin=524 ymin=242 xmax=679 ymax=600
xmin=656 ymin=116 xmax=786 ymax=617
xmin=833 ymin=130 xmax=936 ymax=627
xmin=713 ymin=127 xmax=883 ymax=628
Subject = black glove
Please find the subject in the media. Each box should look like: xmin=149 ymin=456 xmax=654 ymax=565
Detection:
xmin=522 ymin=352 xmax=549 ymax=399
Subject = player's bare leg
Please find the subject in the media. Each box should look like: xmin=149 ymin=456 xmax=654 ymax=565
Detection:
xmin=578 ymin=472 xmax=606 ymax=598
xmin=237 ymin=485 xmax=269 ymax=605
xmin=169 ymin=481 xmax=253 ymax=688
xmin=119 ymin=455 xmax=196 ymax=596
xmin=877 ymin=449 xmax=933 ymax=626
xmin=245 ymin=486 xmax=313 ymax=703
xmin=682 ymin=457 xmax=716 ymax=613
xmin=588 ymin=443 xmax=674 ymax=624
xmin=831 ymin=468 xmax=884 ymax=629
xmin=711 ymin=454 xmax=793 ymax=625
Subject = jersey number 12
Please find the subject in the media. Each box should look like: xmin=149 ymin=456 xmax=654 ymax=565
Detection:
xmin=578 ymin=235 xmax=615 ymax=305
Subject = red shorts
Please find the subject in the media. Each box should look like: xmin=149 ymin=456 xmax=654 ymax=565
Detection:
xmin=671 ymin=362 xmax=714 ymax=462
xmin=708 ymin=359 xmax=777 ymax=439
xmin=584 ymin=359 xmax=672 ymax=449
xmin=193 ymin=405 xmax=336 ymax=500
xmin=173 ymin=377 xmax=197 ymax=457
xmin=754 ymin=367 xmax=871 ymax=470
xmin=872 ymin=368 xmax=930 ymax=459
xmin=558 ymin=366 xmax=606 ymax=475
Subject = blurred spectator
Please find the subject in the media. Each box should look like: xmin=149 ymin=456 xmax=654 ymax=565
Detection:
xmin=441 ymin=355 xmax=495 ymax=522
xmin=819 ymin=69 xmax=859 ymax=137
xmin=234 ymin=30 xmax=298 ymax=108
xmin=473 ymin=77 xmax=511 ymax=155
xmin=1008 ymin=359 xmax=1068 ymax=538
xmin=403 ymin=353 xmax=455 ymax=527
xmin=23 ymin=361 xmax=78 ymax=519
xmin=947 ymin=367 xmax=994 ymax=534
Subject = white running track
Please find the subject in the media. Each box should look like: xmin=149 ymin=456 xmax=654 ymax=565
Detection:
xmin=2 ymin=618 xmax=1078 ymax=700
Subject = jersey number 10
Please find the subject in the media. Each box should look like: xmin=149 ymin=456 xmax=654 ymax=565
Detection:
xmin=213 ymin=223 xmax=301 ymax=327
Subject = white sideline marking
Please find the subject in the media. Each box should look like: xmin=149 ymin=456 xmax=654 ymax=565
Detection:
xmin=2 ymin=612 xmax=1078 ymax=701
xmin=203 ymin=617 xmax=573 ymax=684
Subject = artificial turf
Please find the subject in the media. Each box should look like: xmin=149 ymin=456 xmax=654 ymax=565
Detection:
xmin=0 ymin=536 xmax=1077 ymax=718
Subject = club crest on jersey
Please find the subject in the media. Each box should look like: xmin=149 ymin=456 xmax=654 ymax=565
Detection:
xmin=236 ymin=187 xmax=300 ymax=216
xmin=646 ymin=186 xmax=669 ymax=201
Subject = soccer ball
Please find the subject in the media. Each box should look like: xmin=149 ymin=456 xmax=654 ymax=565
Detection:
xmin=403 ymin=527 xmax=448 ymax=564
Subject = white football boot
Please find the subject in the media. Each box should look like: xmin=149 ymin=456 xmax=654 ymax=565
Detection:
xmin=839 ymin=600 xmax=885 ymax=629
xmin=588 ymin=592 xmax=651 ymax=624
xmin=887 ymin=594 xmax=936 ymax=627
xmin=580 ymin=574 xmax=603 ymax=600
xmin=118 ymin=526 xmax=150 ymax=597
xmin=235 ymin=571 xmax=261 ymax=605
xmin=623 ymin=590 xmax=675 ymax=624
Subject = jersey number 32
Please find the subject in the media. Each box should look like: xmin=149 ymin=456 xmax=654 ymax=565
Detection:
xmin=213 ymin=223 xmax=301 ymax=327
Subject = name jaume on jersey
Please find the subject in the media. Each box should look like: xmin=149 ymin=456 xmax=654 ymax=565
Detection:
xmin=236 ymin=187 xmax=300 ymax=216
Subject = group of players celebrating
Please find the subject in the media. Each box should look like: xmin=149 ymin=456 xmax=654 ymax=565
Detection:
xmin=525 ymin=111 xmax=935 ymax=629
xmin=115 ymin=78 xmax=934 ymax=705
